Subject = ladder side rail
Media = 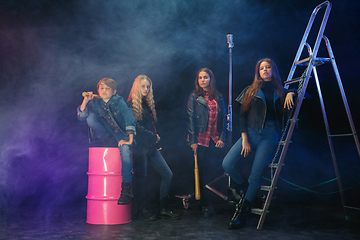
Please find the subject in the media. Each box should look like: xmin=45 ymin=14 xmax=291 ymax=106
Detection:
xmin=312 ymin=64 xmax=347 ymax=217
xmin=285 ymin=1 xmax=332 ymax=88
xmin=257 ymin=96 xmax=307 ymax=230
xmin=285 ymin=13 xmax=316 ymax=87
xmin=305 ymin=43 xmax=347 ymax=214
xmin=259 ymin=1 xmax=333 ymax=230
xmin=257 ymin=66 xmax=314 ymax=230
xmin=307 ymin=2 xmax=332 ymax=66
xmin=270 ymin=67 xmax=308 ymax=180
xmin=314 ymin=1 xmax=332 ymax=16
xmin=323 ymin=36 xmax=360 ymax=157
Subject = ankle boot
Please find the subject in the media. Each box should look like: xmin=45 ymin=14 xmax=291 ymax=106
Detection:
xmin=227 ymin=186 xmax=241 ymax=204
xmin=228 ymin=199 xmax=251 ymax=229
xmin=198 ymin=200 xmax=210 ymax=218
xmin=117 ymin=182 xmax=132 ymax=205
xmin=228 ymin=181 xmax=248 ymax=205
xmin=139 ymin=208 xmax=157 ymax=221
xmin=158 ymin=196 xmax=181 ymax=220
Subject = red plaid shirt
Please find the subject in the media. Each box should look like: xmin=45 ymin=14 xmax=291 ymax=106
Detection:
xmin=197 ymin=92 xmax=219 ymax=147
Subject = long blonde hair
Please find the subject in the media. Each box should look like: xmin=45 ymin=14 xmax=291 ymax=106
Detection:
xmin=127 ymin=75 xmax=157 ymax=122
xmin=242 ymin=58 xmax=285 ymax=112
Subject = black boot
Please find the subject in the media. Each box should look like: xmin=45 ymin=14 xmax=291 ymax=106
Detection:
xmin=158 ymin=196 xmax=181 ymax=220
xmin=227 ymin=181 xmax=249 ymax=205
xmin=139 ymin=208 xmax=157 ymax=221
xmin=228 ymin=181 xmax=248 ymax=205
xmin=117 ymin=182 xmax=132 ymax=205
xmin=228 ymin=199 xmax=251 ymax=229
xmin=227 ymin=186 xmax=241 ymax=204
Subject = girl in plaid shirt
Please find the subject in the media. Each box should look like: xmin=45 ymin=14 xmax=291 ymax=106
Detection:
xmin=187 ymin=68 xmax=227 ymax=217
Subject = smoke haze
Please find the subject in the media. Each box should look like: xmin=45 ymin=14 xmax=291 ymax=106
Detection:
xmin=0 ymin=0 xmax=359 ymax=212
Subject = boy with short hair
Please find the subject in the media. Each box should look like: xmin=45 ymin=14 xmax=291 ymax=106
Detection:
xmin=77 ymin=77 xmax=136 ymax=205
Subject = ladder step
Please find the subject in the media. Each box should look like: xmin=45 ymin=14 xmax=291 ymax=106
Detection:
xmin=313 ymin=57 xmax=331 ymax=66
xmin=280 ymin=140 xmax=292 ymax=145
xmin=268 ymin=163 xmax=278 ymax=168
xmin=260 ymin=186 xmax=277 ymax=191
xmin=251 ymin=208 xmax=269 ymax=215
xmin=294 ymin=57 xmax=311 ymax=66
xmin=285 ymin=77 xmax=303 ymax=85
xmin=329 ymin=133 xmax=354 ymax=137
xmin=268 ymin=163 xmax=285 ymax=168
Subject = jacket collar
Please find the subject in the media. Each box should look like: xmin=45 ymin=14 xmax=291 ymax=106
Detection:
xmin=255 ymin=89 xmax=280 ymax=104
xmin=196 ymin=95 xmax=207 ymax=106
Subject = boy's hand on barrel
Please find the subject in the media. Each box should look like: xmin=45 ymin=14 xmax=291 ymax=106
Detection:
xmin=118 ymin=133 xmax=134 ymax=146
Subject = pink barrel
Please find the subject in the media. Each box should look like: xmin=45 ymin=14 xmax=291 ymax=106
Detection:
xmin=86 ymin=147 xmax=132 ymax=225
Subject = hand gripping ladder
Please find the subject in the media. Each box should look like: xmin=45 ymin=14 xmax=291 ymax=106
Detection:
xmin=253 ymin=1 xmax=360 ymax=230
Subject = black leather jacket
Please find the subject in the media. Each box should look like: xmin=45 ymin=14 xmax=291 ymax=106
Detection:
xmin=187 ymin=93 xmax=227 ymax=145
xmin=127 ymin=101 xmax=157 ymax=150
xmin=235 ymin=86 xmax=292 ymax=133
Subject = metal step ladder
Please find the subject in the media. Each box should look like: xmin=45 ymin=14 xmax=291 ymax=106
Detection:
xmin=252 ymin=1 xmax=360 ymax=230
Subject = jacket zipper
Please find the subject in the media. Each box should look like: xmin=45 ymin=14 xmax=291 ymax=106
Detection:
xmin=197 ymin=96 xmax=209 ymax=128
xmin=255 ymin=95 xmax=267 ymax=129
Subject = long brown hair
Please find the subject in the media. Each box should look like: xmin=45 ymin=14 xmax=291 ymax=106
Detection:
xmin=242 ymin=58 xmax=285 ymax=112
xmin=127 ymin=75 xmax=157 ymax=122
xmin=193 ymin=68 xmax=220 ymax=100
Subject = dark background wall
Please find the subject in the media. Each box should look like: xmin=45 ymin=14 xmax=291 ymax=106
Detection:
xmin=0 ymin=0 xmax=359 ymax=213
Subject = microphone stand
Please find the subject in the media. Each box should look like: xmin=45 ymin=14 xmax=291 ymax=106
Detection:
xmin=226 ymin=34 xmax=234 ymax=143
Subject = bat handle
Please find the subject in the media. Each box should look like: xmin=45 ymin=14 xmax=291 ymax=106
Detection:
xmin=82 ymin=92 xmax=101 ymax=99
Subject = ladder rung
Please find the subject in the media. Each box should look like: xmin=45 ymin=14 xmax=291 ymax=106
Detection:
xmin=329 ymin=133 xmax=354 ymax=137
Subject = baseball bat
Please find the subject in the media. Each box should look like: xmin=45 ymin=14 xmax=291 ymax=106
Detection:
xmin=194 ymin=154 xmax=201 ymax=200
xmin=82 ymin=92 xmax=101 ymax=99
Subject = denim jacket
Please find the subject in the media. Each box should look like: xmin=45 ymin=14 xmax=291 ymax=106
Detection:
xmin=235 ymin=86 xmax=290 ymax=133
xmin=77 ymin=94 xmax=136 ymax=142
xmin=187 ymin=93 xmax=227 ymax=145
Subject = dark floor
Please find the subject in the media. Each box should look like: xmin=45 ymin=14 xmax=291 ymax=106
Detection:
xmin=0 ymin=201 xmax=359 ymax=240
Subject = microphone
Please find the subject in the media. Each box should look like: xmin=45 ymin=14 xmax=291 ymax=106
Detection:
xmin=227 ymin=34 xmax=234 ymax=49
xmin=227 ymin=34 xmax=234 ymax=142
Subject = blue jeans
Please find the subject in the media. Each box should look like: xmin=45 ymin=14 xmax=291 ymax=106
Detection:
xmin=86 ymin=112 xmax=111 ymax=139
xmin=118 ymin=144 xmax=133 ymax=183
xmin=133 ymin=145 xmax=173 ymax=209
xmin=222 ymin=121 xmax=278 ymax=204
xmin=86 ymin=112 xmax=133 ymax=183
